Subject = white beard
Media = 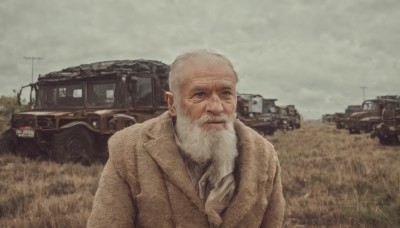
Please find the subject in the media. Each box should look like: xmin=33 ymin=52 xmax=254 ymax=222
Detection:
xmin=175 ymin=108 xmax=238 ymax=166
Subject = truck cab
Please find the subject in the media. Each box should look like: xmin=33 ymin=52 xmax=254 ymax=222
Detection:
xmin=6 ymin=59 xmax=170 ymax=164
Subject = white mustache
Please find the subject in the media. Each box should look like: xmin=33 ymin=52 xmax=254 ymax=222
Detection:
xmin=197 ymin=114 xmax=231 ymax=126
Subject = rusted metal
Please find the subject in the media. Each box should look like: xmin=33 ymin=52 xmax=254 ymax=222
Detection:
xmin=2 ymin=59 xmax=170 ymax=164
xmin=236 ymin=94 xmax=279 ymax=135
xmin=348 ymin=96 xmax=398 ymax=134
xmin=371 ymin=96 xmax=400 ymax=145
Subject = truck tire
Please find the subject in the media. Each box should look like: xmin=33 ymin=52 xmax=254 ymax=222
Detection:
xmin=15 ymin=139 xmax=42 ymax=159
xmin=51 ymin=126 xmax=94 ymax=165
xmin=349 ymin=128 xmax=360 ymax=134
xmin=0 ymin=129 xmax=17 ymax=154
xmin=378 ymin=135 xmax=400 ymax=145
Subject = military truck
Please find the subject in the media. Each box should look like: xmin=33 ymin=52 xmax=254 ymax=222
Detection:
xmin=286 ymin=105 xmax=301 ymax=129
xmin=334 ymin=105 xmax=363 ymax=130
xmin=333 ymin=112 xmax=346 ymax=129
xmin=0 ymin=59 xmax=169 ymax=164
xmin=274 ymin=105 xmax=301 ymax=130
xmin=322 ymin=114 xmax=335 ymax=123
xmin=347 ymin=96 xmax=398 ymax=134
xmin=339 ymin=105 xmax=362 ymax=129
xmin=371 ymin=96 xmax=400 ymax=145
xmin=236 ymin=94 xmax=278 ymax=135
xmin=276 ymin=106 xmax=290 ymax=131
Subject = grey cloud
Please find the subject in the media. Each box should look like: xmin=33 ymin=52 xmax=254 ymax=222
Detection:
xmin=1 ymin=0 xmax=399 ymax=119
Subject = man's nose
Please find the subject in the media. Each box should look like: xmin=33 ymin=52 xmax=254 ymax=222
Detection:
xmin=206 ymin=95 xmax=224 ymax=114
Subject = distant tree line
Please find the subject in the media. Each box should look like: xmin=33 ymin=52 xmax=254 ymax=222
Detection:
xmin=0 ymin=95 xmax=23 ymax=117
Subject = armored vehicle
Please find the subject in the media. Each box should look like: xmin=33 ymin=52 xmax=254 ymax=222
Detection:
xmin=371 ymin=96 xmax=400 ymax=145
xmin=236 ymin=94 xmax=278 ymax=135
xmin=348 ymin=96 xmax=398 ymax=134
xmin=0 ymin=59 xmax=169 ymax=164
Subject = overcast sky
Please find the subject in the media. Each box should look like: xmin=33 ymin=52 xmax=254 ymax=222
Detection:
xmin=1 ymin=0 xmax=399 ymax=119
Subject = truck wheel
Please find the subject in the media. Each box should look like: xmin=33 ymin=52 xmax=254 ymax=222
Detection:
xmin=52 ymin=127 xmax=94 ymax=165
xmin=349 ymin=129 xmax=360 ymax=134
xmin=0 ymin=129 xmax=17 ymax=154
xmin=15 ymin=139 xmax=42 ymax=159
xmin=378 ymin=135 xmax=399 ymax=145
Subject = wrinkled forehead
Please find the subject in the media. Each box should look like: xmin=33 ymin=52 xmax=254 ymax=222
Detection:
xmin=180 ymin=55 xmax=236 ymax=82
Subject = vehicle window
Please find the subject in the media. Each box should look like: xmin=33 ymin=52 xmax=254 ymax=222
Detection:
xmin=362 ymin=101 xmax=378 ymax=111
xmin=37 ymin=83 xmax=84 ymax=108
xmin=127 ymin=77 xmax=153 ymax=108
xmin=262 ymin=101 xmax=276 ymax=114
xmin=87 ymin=82 xmax=116 ymax=108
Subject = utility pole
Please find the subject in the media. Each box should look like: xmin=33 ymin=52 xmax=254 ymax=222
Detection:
xmin=24 ymin=56 xmax=43 ymax=83
xmin=360 ymin=86 xmax=367 ymax=101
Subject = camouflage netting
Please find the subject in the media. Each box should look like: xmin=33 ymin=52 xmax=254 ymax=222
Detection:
xmin=38 ymin=59 xmax=170 ymax=82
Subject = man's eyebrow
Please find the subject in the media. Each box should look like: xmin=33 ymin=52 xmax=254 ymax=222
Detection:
xmin=220 ymin=85 xmax=234 ymax=90
xmin=189 ymin=85 xmax=208 ymax=91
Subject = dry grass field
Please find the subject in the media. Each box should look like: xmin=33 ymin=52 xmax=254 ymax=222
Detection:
xmin=0 ymin=121 xmax=399 ymax=227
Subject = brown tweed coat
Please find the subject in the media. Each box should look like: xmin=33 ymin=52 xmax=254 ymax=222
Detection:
xmin=87 ymin=112 xmax=285 ymax=228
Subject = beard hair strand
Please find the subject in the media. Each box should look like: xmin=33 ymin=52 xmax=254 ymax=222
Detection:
xmin=175 ymin=107 xmax=238 ymax=166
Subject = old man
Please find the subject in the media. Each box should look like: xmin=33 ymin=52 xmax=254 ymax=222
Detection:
xmin=88 ymin=50 xmax=285 ymax=227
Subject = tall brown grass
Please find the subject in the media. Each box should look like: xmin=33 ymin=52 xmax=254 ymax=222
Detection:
xmin=0 ymin=121 xmax=399 ymax=227
xmin=268 ymin=121 xmax=400 ymax=227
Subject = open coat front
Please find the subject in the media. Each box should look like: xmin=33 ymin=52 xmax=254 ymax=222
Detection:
xmin=88 ymin=112 xmax=285 ymax=228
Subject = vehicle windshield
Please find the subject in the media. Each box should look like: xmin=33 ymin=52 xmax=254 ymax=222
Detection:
xmin=278 ymin=108 xmax=287 ymax=116
xmin=287 ymin=108 xmax=296 ymax=116
xmin=87 ymin=81 xmax=116 ymax=108
xmin=362 ymin=100 xmax=379 ymax=111
xmin=36 ymin=83 xmax=84 ymax=109
xmin=262 ymin=101 xmax=276 ymax=114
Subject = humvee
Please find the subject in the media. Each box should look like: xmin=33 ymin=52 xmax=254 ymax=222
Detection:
xmin=236 ymin=94 xmax=278 ymax=135
xmin=348 ymin=96 xmax=398 ymax=134
xmin=0 ymin=59 xmax=169 ymax=164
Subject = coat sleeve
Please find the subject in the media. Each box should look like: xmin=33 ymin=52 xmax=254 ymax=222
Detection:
xmin=87 ymin=137 xmax=137 ymax=228
xmin=261 ymin=148 xmax=285 ymax=228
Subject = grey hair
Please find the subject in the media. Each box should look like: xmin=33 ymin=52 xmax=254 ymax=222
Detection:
xmin=168 ymin=49 xmax=238 ymax=97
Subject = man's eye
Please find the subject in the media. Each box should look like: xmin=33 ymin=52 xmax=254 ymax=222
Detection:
xmin=222 ymin=91 xmax=232 ymax=96
xmin=193 ymin=92 xmax=206 ymax=97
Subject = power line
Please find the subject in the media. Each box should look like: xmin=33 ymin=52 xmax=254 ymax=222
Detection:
xmin=24 ymin=56 xmax=43 ymax=83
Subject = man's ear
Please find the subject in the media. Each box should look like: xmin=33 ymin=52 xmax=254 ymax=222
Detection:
xmin=165 ymin=92 xmax=177 ymax=116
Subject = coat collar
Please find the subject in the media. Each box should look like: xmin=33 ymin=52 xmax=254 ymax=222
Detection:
xmin=144 ymin=112 xmax=262 ymax=226
xmin=221 ymin=120 xmax=262 ymax=227
xmin=143 ymin=112 xmax=205 ymax=212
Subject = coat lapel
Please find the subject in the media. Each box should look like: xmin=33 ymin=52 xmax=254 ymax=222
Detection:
xmin=143 ymin=113 xmax=204 ymax=212
xmin=221 ymin=120 xmax=262 ymax=227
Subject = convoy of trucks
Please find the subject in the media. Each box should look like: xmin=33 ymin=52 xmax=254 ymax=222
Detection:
xmin=323 ymin=95 xmax=400 ymax=145
xmin=0 ymin=59 xmax=303 ymax=164
xmin=236 ymin=94 xmax=301 ymax=135
xmin=3 ymin=55 xmax=399 ymax=164
xmin=4 ymin=56 xmax=398 ymax=162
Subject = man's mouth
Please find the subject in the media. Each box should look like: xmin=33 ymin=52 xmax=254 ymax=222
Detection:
xmin=207 ymin=121 xmax=224 ymax=124
xmin=203 ymin=120 xmax=226 ymax=129
xmin=197 ymin=114 xmax=231 ymax=129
